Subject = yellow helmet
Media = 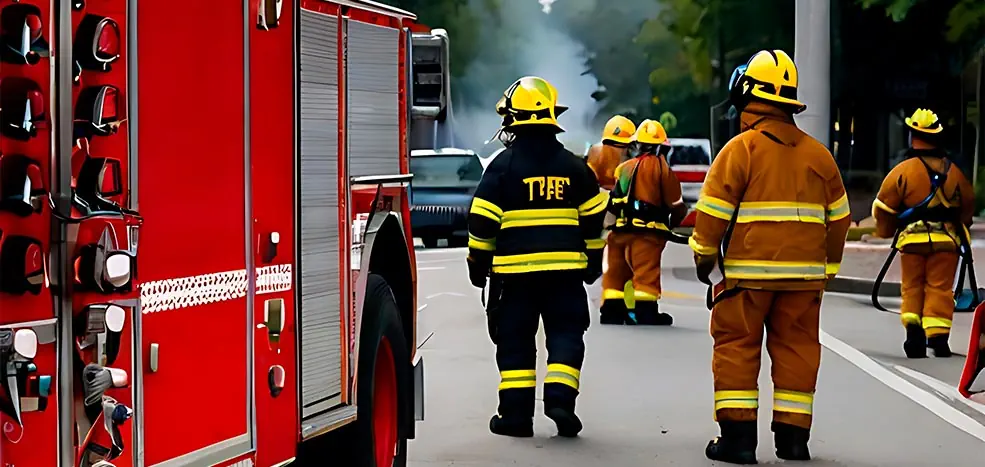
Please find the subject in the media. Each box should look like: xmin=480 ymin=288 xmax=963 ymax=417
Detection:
xmin=494 ymin=76 xmax=568 ymax=130
xmin=602 ymin=115 xmax=635 ymax=144
xmin=905 ymin=108 xmax=943 ymax=134
xmin=735 ymin=49 xmax=806 ymax=113
xmin=631 ymin=119 xmax=669 ymax=145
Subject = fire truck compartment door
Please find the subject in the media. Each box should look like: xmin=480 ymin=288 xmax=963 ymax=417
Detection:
xmin=345 ymin=19 xmax=400 ymax=178
xmin=298 ymin=9 xmax=345 ymax=418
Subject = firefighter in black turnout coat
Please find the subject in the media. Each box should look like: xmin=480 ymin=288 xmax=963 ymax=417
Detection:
xmin=466 ymin=76 xmax=608 ymax=438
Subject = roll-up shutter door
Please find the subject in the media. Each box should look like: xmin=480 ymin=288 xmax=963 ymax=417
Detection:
xmin=346 ymin=20 xmax=400 ymax=177
xmin=298 ymin=9 xmax=343 ymax=417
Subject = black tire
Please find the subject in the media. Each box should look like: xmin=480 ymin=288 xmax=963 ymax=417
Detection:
xmin=297 ymin=274 xmax=410 ymax=466
xmin=353 ymin=274 xmax=411 ymax=466
xmin=422 ymin=236 xmax=439 ymax=249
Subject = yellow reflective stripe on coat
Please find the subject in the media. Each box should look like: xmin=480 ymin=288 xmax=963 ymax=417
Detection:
xmin=773 ymin=390 xmax=813 ymax=415
xmin=922 ymin=316 xmax=952 ymax=329
xmin=723 ymin=259 xmax=827 ymax=280
xmin=614 ymin=217 xmax=669 ymax=231
xmin=734 ymin=201 xmax=826 ymax=224
xmin=585 ymin=238 xmax=606 ymax=250
xmin=714 ymin=390 xmax=759 ymax=411
xmin=696 ymin=196 xmax=736 ymax=221
xmin=501 ymin=208 xmax=579 ymax=229
xmin=579 ymin=192 xmax=609 ymax=216
xmin=827 ymin=194 xmax=851 ymax=221
xmin=471 ymin=197 xmax=503 ymax=223
xmin=602 ymin=288 xmax=624 ymax=301
xmin=491 ymin=251 xmax=588 ymax=274
xmin=468 ymin=234 xmax=496 ymax=251
xmin=825 ymin=263 xmax=840 ymax=275
xmin=872 ymin=198 xmax=898 ymax=216
xmin=498 ymin=369 xmax=536 ymax=390
xmin=688 ymin=236 xmax=719 ymax=256
xmin=544 ymin=363 xmax=580 ymax=391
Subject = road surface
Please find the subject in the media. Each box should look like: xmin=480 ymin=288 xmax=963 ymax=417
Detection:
xmin=407 ymin=243 xmax=985 ymax=466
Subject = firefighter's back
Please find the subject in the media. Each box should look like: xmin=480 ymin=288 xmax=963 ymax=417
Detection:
xmin=586 ymin=143 xmax=623 ymax=191
xmin=615 ymin=155 xmax=681 ymax=209
xmin=714 ymin=119 xmax=845 ymax=284
xmin=487 ymin=135 xmax=599 ymax=274
xmin=889 ymin=156 xmax=974 ymax=220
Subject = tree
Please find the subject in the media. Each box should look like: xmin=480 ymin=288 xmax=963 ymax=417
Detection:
xmin=856 ymin=0 xmax=985 ymax=43
xmin=630 ymin=0 xmax=794 ymax=137
xmin=376 ymin=0 xmax=500 ymax=77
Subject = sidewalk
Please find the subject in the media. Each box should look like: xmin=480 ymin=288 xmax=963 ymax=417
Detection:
xmin=829 ymin=240 xmax=985 ymax=296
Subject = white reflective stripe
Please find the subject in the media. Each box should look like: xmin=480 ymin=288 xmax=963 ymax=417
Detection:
xmin=723 ymin=261 xmax=826 ymax=279
xmin=735 ymin=205 xmax=826 ymax=223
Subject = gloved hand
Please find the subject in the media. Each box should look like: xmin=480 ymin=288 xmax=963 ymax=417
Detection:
xmin=694 ymin=253 xmax=717 ymax=285
xmin=584 ymin=250 xmax=603 ymax=285
xmin=467 ymin=256 xmax=488 ymax=289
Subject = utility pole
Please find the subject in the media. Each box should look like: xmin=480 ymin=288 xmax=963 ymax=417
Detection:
xmin=794 ymin=0 xmax=831 ymax=148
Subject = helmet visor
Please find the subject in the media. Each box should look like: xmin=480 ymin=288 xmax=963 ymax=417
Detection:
xmin=728 ymin=64 xmax=748 ymax=91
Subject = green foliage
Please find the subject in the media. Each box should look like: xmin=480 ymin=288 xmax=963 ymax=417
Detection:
xmin=659 ymin=111 xmax=679 ymax=131
xmin=632 ymin=0 xmax=793 ymax=137
xmin=856 ymin=0 xmax=985 ymax=42
xmin=376 ymin=0 xmax=501 ymax=77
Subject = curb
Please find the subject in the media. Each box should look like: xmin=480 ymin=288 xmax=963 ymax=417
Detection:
xmin=825 ymin=276 xmax=900 ymax=297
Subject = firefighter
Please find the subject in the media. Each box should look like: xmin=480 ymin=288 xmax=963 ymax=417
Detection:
xmin=466 ymin=76 xmax=607 ymax=438
xmin=689 ymin=49 xmax=852 ymax=464
xmin=586 ymin=115 xmax=636 ymax=190
xmin=871 ymin=108 xmax=975 ymax=359
xmin=599 ymin=119 xmax=686 ymax=325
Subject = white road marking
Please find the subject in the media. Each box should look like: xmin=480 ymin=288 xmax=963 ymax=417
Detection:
xmin=417 ymin=266 xmax=446 ymax=271
xmin=819 ymin=330 xmax=985 ymax=442
xmin=695 ymin=300 xmax=985 ymax=442
xmin=417 ymin=304 xmax=428 ymax=312
xmin=893 ymin=365 xmax=985 ymax=417
xmin=425 ymin=292 xmax=466 ymax=299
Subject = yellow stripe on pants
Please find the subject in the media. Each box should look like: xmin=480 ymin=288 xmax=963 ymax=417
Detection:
xmin=544 ymin=363 xmax=580 ymax=391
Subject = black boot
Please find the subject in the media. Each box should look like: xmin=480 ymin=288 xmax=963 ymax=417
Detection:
xmin=772 ymin=422 xmax=811 ymax=461
xmin=705 ymin=420 xmax=758 ymax=464
xmin=599 ymin=300 xmax=627 ymax=325
xmin=928 ymin=334 xmax=952 ymax=358
xmin=545 ymin=407 xmax=583 ymax=438
xmin=633 ymin=302 xmax=673 ymax=326
xmin=489 ymin=414 xmax=533 ymax=438
xmin=903 ymin=324 xmax=927 ymax=358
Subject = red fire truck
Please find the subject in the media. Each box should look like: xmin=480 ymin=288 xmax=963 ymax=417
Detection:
xmin=0 ymin=0 xmax=444 ymax=465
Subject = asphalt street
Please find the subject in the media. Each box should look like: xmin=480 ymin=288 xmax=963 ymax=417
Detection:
xmin=407 ymin=243 xmax=985 ymax=466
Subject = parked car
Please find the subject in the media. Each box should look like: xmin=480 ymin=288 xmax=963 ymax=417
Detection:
xmin=666 ymin=138 xmax=713 ymax=228
xmin=409 ymin=148 xmax=484 ymax=248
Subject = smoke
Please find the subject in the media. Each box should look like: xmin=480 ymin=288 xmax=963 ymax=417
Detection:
xmin=452 ymin=1 xmax=602 ymax=155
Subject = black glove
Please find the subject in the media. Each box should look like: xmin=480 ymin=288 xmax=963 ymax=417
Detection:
xmin=467 ymin=256 xmax=488 ymax=289
xmin=695 ymin=254 xmax=717 ymax=285
xmin=584 ymin=249 xmax=603 ymax=285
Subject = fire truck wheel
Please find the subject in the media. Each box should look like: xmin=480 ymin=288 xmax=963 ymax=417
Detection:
xmin=352 ymin=273 xmax=411 ymax=467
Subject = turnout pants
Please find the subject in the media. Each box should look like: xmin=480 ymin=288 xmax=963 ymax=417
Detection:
xmin=711 ymin=289 xmax=822 ymax=429
xmin=602 ymin=232 xmax=666 ymax=307
xmin=900 ymin=251 xmax=960 ymax=337
xmin=496 ymin=271 xmax=590 ymax=420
